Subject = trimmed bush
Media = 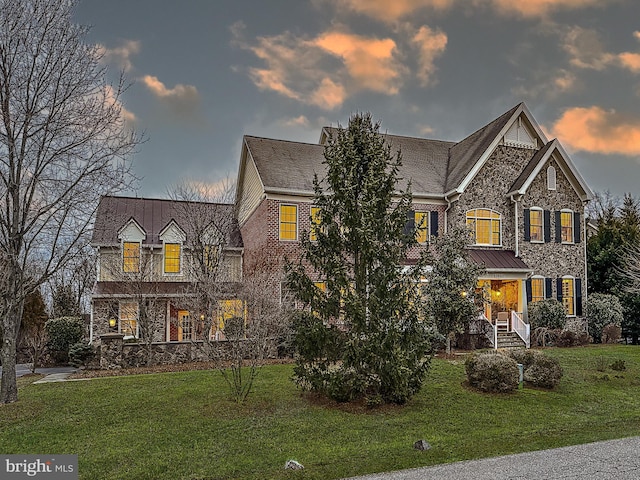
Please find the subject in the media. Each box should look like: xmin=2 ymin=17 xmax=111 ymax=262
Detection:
xmin=528 ymin=299 xmax=566 ymax=330
xmin=465 ymin=352 xmax=519 ymax=393
xmin=45 ymin=317 xmax=84 ymax=361
xmin=601 ymin=323 xmax=622 ymax=344
xmin=68 ymin=342 xmax=95 ymax=368
xmin=505 ymin=348 xmax=537 ymax=370
xmin=586 ymin=293 xmax=623 ymax=343
xmin=523 ymin=353 xmax=563 ymax=389
xmin=556 ymin=329 xmax=577 ymax=347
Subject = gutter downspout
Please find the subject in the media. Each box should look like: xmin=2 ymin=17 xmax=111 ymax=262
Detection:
xmin=583 ymin=199 xmax=589 ymax=314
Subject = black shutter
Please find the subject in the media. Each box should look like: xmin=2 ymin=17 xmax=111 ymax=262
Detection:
xmin=545 ymin=278 xmax=553 ymax=299
xmin=575 ymin=278 xmax=583 ymax=316
xmin=404 ymin=210 xmax=415 ymax=237
xmin=555 ymin=211 xmax=562 ymax=243
xmin=523 ymin=209 xmax=530 ymax=242
xmin=544 ymin=210 xmax=551 ymax=243
xmin=430 ymin=211 xmax=439 ymax=237
xmin=574 ymin=212 xmax=581 ymax=243
xmin=525 ymin=279 xmax=532 ymax=303
xmin=556 ymin=278 xmax=563 ymax=303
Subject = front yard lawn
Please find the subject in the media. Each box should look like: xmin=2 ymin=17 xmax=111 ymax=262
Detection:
xmin=2 ymin=345 xmax=640 ymax=480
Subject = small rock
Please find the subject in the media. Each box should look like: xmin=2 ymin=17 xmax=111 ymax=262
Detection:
xmin=414 ymin=439 xmax=431 ymax=451
xmin=285 ymin=459 xmax=304 ymax=470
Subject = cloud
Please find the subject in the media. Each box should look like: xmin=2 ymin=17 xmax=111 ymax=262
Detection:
xmin=411 ymin=25 xmax=447 ymax=86
xmin=103 ymin=85 xmax=136 ymax=125
xmin=562 ymin=26 xmax=615 ymax=70
xmin=618 ymin=52 xmax=640 ymax=73
xmin=141 ymin=75 xmax=200 ymax=117
xmin=313 ymin=31 xmax=405 ymax=94
xmin=280 ymin=115 xmax=311 ymax=128
xmin=549 ymin=106 xmax=640 ymax=156
xmin=486 ymin=0 xmax=601 ymax=18
xmin=635 ymin=31 xmax=640 ymax=41
xmin=97 ymin=40 xmax=141 ymax=72
xmin=234 ymin=27 xmax=411 ymax=109
xmin=327 ymin=0 xmax=454 ymax=23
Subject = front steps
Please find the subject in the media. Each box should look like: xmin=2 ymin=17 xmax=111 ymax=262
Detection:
xmin=496 ymin=331 xmax=526 ymax=349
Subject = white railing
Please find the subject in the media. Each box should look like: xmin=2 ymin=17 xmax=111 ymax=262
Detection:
xmin=511 ymin=311 xmax=530 ymax=349
xmin=479 ymin=313 xmax=497 ymax=349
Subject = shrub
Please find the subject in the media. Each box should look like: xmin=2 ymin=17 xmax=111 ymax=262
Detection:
xmin=528 ymin=299 xmax=566 ymax=330
xmin=45 ymin=317 xmax=84 ymax=363
xmin=556 ymin=329 xmax=577 ymax=347
xmin=601 ymin=323 xmax=622 ymax=344
xmin=586 ymin=293 xmax=623 ymax=343
xmin=505 ymin=348 xmax=537 ymax=370
xmin=523 ymin=353 xmax=563 ymax=389
xmin=531 ymin=326 xmax=559 ymax=347
xmin=68 ymin=342 xmax=95 ymax=368
xmin=465 ymin=352 xmax=519 ymax=393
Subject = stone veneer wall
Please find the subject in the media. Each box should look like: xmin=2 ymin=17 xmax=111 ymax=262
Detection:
xmin=98 ymin=334 xmax=278 ymax=369
xmin=92 ymin=298 xmax=170 ymax=346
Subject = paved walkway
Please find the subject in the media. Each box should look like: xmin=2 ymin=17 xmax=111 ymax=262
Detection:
xmin=344 ymin=436 xmax=640 ymax=479
xmin=1 ymin=363 xmax=76 ymax=379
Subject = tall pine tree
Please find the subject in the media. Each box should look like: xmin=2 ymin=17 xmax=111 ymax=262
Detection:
xmin=287 ymin=113 xmax=434 ymax=405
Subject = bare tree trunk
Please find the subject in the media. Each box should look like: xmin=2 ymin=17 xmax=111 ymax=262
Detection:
xmin=1 ymin=299 xmax=24 ymax=404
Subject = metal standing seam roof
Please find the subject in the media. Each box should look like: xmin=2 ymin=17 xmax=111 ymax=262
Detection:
xmin=468 ymin=249 xmax=531 ymax=271
xmin=91 ymin=196 xmax=243 ymax=248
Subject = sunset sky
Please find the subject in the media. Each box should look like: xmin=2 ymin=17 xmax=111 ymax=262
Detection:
xmin=74 ymin=0 xmax=640 ymax=200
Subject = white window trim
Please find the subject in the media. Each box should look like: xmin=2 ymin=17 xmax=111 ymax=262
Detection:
xmin=467 ymin=209 xmax=502 ymax=247
xmin=547 ymin=165 xmax=557 ymax=190
xmin=529 ymin=207 xmax=544 ymax=244
xmin=562 ymin=275 xmax=576 ymax=318
xmin=561 ymin=209 xmax=575 ymax=245
xmin=163 ymin=241 xmax=183 ymax=276
xmin=119 ymin=301 xmax=139 ymax=339
xmin=279 ymin=204 xmax=298 ymax=242
xmin=530 ymin=275 xmax=545 ymax=303
xmin=122 ymin=241 xmax=141 ymax=273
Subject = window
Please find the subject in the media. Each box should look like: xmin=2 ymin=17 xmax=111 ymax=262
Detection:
xmin=123 ymin=242 xmax=140 ymax=273
xmin=415 ymin=211 xmax=429 ymax=244
xmin=177 ymin=310 xmax=191 ymax=341
xmin=120 ymin=302 xmax=138 ymax=338
xmin=203 ymin=244 xmax=219 ymax=272
xmin=547 ymin=166 xmax=556 ymax=190
xmin=164 ymin=243 xmax=181 ymax=273
xmin=529 ymin=208 xmax=543 ymax=242
xmin=561 ymin=210 xmax=573 ymax=244
xmin=310 ymin=207 xmax=321 ymax=241
xmin=314 ymin=281 xmax=326 ymax=292
xmin=466 ymin=209 xmax=502 ymax=246
xmin=561 ymin=277 xmax=575 ymax=316
xmin=216 ymin=299 xmax=244 ymax=334
xmin=279 ymin=204 xmax=297 ymax=241
xmin=530 ymin=277 xmax=545 ymax=303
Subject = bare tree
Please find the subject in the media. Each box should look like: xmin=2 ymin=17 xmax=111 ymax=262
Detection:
xmin=0 ymin=0 xmax=139 ymax=403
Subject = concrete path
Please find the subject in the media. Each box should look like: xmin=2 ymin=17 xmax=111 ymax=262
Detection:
xmin=344 ymin=436 xmax=640 ymax=479
xmin=1 ymin=363 xmax=76 ymax=379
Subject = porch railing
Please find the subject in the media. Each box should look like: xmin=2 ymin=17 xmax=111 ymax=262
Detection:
xmin=511 ymin=311 xmax=530 ymax=349
xmin=479 ymin=313 xmax=497 ymax=349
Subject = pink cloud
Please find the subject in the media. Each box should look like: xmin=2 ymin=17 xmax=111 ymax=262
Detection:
xmin=97 ymin=40 xmax=141 ymax=72
xmin=411 ymin=25 xmax=447 ymax=86
xmin=550 ymin=106 xmax=640 ymax=156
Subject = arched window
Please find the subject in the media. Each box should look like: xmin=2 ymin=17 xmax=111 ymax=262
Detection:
xmin=547 ymin=165 xmax=557 ymax=190
xmin=466 ymin=209 xmax=502 ymax=246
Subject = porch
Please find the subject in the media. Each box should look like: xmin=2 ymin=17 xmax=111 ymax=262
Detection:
xmin=477 ymin=279 xmax=530 ymax=349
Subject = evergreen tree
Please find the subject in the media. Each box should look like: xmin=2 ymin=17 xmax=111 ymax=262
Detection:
xmin=287 ymin=113 xmax=434 ymax=405
xmin=52 ymin=284 xmax=81 ymax=319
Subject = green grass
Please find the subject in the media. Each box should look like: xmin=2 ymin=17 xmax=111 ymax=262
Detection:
xmin=2 ymin=345 xmax=640 ymax=479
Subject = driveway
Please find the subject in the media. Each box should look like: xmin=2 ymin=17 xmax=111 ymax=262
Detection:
xmin=0 ymin=363 xmax=76 ymax=378
xmin=343 ymin=436 xmax=640 ymax=480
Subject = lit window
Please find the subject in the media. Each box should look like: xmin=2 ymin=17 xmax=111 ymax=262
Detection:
xmin=415 ymin=212 xmax=429 ymax=244
xmin=561 ymin=211 xmax=573 ymax=244
xmin=314 ymin=281 xmax=326 ymax=292
xmin=164 ymin=243 xmax=181 ymax=273
xmin=120 ymin=302 xmax=138 ymax=338
xmin=123 ymin=242 xmax=140 ymax=273
xmin=216 ymin=299 xmax=244 ymax=334
xmin=562 ymin=277 xmax=575 ymax=316
xmin=466 ymin=209 xmax=502 ymax=246
xmin=530 ymin=209 xmax=543 ymax=242
xmin=279 ymin=205 xmax=297 ymax=241
xmin=530 ymin=277 xmax=544 ymax=303
xmin=310 ymin=207 xmax=321 ymax=241
xmin=178 ymin=310 xmax=191 ymax=342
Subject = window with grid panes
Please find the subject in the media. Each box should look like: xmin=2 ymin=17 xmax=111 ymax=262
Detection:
xmin=279 ymin=205 xmax=297 ymax=240
xmin=466 ymin=209 xmax=501 ymax=246
xmin=164 ymin=243 xmax=181 ymax=273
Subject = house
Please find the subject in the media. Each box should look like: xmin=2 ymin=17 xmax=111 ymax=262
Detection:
xmin=90 ymin=196 xmax=243 ymax=347
xmin=234 ymin=103 xmax=594 ymax=348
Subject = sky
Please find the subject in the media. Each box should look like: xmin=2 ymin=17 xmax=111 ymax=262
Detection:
xmin=73 ymin=0 xmax=640 ymax=202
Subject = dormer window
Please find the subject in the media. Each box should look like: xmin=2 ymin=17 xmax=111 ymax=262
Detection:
xmin=164 ymin=243 xmax=181 ymax=274
xmin=466 ymin=209 xmax=502 ymax=246
xmin=123 ymin=242 xmax=140 ymax=273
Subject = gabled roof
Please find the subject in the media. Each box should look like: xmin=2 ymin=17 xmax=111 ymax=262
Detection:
xmin=507 ymin=138 xmax=594 ymax=201
xmin=92 ymin=196 xmax=243 ymax=248
xmin=236 ymin=102 xmax=591 ymax=204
